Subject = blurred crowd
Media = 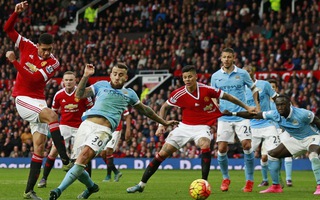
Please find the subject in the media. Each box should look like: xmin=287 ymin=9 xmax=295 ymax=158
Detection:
xmin=0 ymin=0 xmax=320 ymax=160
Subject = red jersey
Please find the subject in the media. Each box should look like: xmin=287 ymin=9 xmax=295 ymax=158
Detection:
xmin=4 ymin=12 xmax=60 ymax=99
xmin=115 ymin=109 xmax=130 ymax=131
xmin=52 ymin=87 xmax=93 ymax=128
xmin=167 ymin=82 xmax=224 ymax=126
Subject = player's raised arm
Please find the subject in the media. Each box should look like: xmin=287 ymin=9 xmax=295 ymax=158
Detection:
xmin=76 ymin=64 xmax=95 ymax=99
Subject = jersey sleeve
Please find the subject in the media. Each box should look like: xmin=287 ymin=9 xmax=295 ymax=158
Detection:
xmin=86 ymin=97 xmax=94 ymax=109
xmin=243 ymin=71 xmax=254 ymax=89
xmin=128 ymin=89 xmax=140 ymax=106
xmin=262 ymin=110 xmax=280 ymax=122
xmin=52 ymin=92 xmax=60 ymax=111
xmin=265 ymin=81 xmax=277 ymax=98
xmin=301 ymin=109 xmax=315 ymax=124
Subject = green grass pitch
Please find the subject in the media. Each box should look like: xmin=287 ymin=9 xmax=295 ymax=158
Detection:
xmin=0 ymin=168 xmax=317 ymax=200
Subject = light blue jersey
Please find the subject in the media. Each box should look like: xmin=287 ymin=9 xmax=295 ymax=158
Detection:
xmin=211 ymin=66 xmax=254 ymax=122
xmin=82 ymin=81 xmax=139 ymax=131
xmin=246 ymin=80 xmax=277 ymax=128
xmin=263 ymin=107 xmax=320 ymax=140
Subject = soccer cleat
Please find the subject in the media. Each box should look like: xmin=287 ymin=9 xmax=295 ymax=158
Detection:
xmin=102 ymin=175 xmax=111 ymax=182
xmin=77 ymin=183 xmax=99 ymax=199
xmin=62 ymin=161 xmax=74 ymax=172
xmin=220 ymin=179 xmax=231 ymax=192
xmin=243 ymin=180 xmax=254 ymax=192
xmin=49 ymin=188 xmax=61 ymax=200
xmin=260 ymin=184 xmax=283 ymax=193
xmin=258 ymin=180 xmax=269 ymax=187
xmin=114 ymin=172 xmax=123 ymax=182
xmin=23 ymin=191 xmax=42 ymax=200
xmin=126 ymin=184 xmax=144 ymax=193
xmin=286 ymin=180 xmax=292 ymax=187
xmin=37 ymin=178 xmax=47 ymax=188
xmin=314 ymin=185 xmax=320 ymax=195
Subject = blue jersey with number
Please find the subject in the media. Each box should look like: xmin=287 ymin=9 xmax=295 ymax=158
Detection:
xmin=82 ymin=81 xmax=139 ymax=131
xmin=246 ymin=80 xmax=277 ymax=128
xmin=211 ymin=66 xmax=254 ymax=122
xmin=263 ymin=107 xmax=319 ymax=140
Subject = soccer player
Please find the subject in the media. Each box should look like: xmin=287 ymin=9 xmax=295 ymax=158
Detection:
xmin=225 ymin=94 xmax=320 ymax=195
xmin=243 ymin=66 xmax=283 ymax=193
xmin=4 ymin=2 xmax=70 ymax=199
xmin=269 ymin=79 xmax=293 ymax=187
xmin=37 ymin=71 xmax=94 ymax=188
xmin=126 ymin=65 xmax=255 ymax=193
xmin=210 ymin=47 xmax=260 ymax=192
xmin=49 ymin=63 xmax=178 ymax=200
xmin=101 ymin=109 xmax=131 ymax=182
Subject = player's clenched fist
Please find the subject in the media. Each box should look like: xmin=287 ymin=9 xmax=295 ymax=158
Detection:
xmin=6 ymin=51 xmax=16 ymax=62
xmin=83 ymin=64 xmax=95 ymax=77
xmin=15 ymin=1 xmax=28 ymax=13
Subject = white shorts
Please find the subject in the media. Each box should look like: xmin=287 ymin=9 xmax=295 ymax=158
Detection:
xmin=15 ymin=96 xmax=49 ymax=135
xmin=105 ymin=130 xmax=121 ymax=150
xmin=216 ymin=120 xmax=251 ymax=143
xmin=59 ymin=125 xmax=78 ymax=149
xmin=251 ymin=125 xmax=280 ymax=153
xmin=71 ymin=120 xmax=112 ymax=160
xmin=282 ymin=135 xmax=320 ymax=157
xmin=165 ymin=122 xmax=211 ymax=149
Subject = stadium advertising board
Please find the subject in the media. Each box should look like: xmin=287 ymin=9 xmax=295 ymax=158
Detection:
xmin=0 ymin=158 xmax=312 ymax=170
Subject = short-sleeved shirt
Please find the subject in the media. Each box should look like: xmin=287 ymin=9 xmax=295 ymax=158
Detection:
xmin=167 ymin=82 xmax=224 ymax=126
xmin=82 ymin=81 xmax=139 ymax=131
xmin=211 ymin=66 xmax=254 ymax=121
xmin=52 ymin=87 xmax=93 ymax=128
xmin=263 ymin=107 xmax=319 ymax=140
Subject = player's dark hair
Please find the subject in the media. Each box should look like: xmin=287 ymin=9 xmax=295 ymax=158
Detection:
xmin=222 ymin=47 xmax=234 ymax=54
xmin=38 ymin=33 xmax=54 ymax=45
xmin=182 ymin=65 xmax=196 ymax=73
xmin=268 ymin=78 xmax=277 ymax=86
xmin=112 ymin=62 xmax=128 ymax=71
xmin=275 ymin=94 xmax=290 ymax=102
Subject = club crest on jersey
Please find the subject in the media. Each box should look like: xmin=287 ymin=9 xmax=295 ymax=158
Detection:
xmin=74 ymin=97 xmax=80 ymax=102
xmin=41 ymin=61 xmax=47 ymax=67
xmin=235 ymin=75 xmax=240 ymax=80
xmin=292 ymin=119 xmax=299 ymax=125
xmin=203 ymin=103 xmax=213 ymax=111
xmin=204 ymin=96 xmax=210 ymax=102
xmin=46 ymin=65 xmax=54 ymax=74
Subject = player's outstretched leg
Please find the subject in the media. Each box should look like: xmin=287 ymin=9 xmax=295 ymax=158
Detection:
xmin=127 ymin=153 xmax=164 ymax=193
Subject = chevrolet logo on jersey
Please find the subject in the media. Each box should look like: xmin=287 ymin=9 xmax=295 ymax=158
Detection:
xmin=64 ymin=104 xmax=78 ymax=109
xmin=203 ymin=103 xmax=213 ymax=111
xmin=26 ymin=62 xmax=38 ymax=72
